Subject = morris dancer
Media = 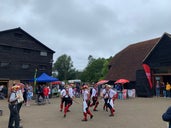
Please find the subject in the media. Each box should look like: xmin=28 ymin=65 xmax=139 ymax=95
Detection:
xmin=63 ymin=85 xmax=73 ymax=117
xmin=82 ymin=85 xmax=93 ymax=121
xmin=59 ymin=86 xmax=65 ymax=112
xmin=106 ymin=84 xmax=117 ymax=117
xmin=90 ymin=84 xmax=99 ymax=111
xmin=100 ymin=84 xmax=109 ymax=112
xmin=67 ymin=84 xmax=75 ymax=112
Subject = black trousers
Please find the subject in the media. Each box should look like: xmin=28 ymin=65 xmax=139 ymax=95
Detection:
xmin=8 ymin=104 xmax=20 ymax=128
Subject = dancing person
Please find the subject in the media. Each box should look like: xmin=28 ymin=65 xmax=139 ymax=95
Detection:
xmin=82 ymin=85 xmax=93 ymax=121
xmin=59 ymin=86 xmax=65 ymax=112
xmin=90 ymin=84 xmax=99 ymax=111
xmin=63 ymin=85 xmax=72 ymax=117
xmin=106 ymin=84 xmax=117 ymax=117
xmin=100 ymin=84 xmax=109 ymax=112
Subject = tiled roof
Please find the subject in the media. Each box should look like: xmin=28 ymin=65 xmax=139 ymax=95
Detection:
xmin=105 ymin=37 xmax=160 ymax=81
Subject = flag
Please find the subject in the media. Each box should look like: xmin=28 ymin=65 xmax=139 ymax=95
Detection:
xmin=142 ymin=64 xmax=153 ymax=88
xmin=34 ymin=68 xmax=37 ymax=93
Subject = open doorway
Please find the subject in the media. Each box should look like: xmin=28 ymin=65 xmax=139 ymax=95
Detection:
xmin=0 ymin=81 xmax=8 ymax=98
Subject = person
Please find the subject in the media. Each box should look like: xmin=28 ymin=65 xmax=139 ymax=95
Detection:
xmin=156 ymin=81 xmax=160 ymax=97
xmin=166 ymin=82 xmax=171 ymax=98
xmin=36 ymin=84 xmax=44 ymax=104
xmin=59 ymin=86 xmax=65 ymax=112
xmin=43 ymin=85 xmax=50 ymax=104
xmin=100 ymin=84 xmax=109 ymax=112
xmin=106 ymin=84 xmax=117 ymax=117
xmin=62 ymin=85 xmax=74 ymax=117
xmin=161 ymin=82 xmax=166 ymax=97
xmin=8 ymin=85 xmax=23 ymax=128
xmin=26 ymin=88 xmax=32 ymax=106
xmin=162 ymin=106 xmax=171 ymax=128
xmin=23 ymin=84 xmax=28 ymax=106
xmin=67 ymin=84 xmax=75 ymax=112
xmin=81 ymin=85 xmax=93 ymax=121
xmin=89 ymin=84 xmax=99 ymax=111
xmin=16 ymin=83 xmax=24 ymax=121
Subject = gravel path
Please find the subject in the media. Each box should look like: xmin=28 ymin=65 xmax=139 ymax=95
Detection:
xmin=0 ymin=97 xmax=170 ymax=128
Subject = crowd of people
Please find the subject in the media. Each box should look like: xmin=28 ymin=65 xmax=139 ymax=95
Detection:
xmin=155 ymin=81 xmax=171 ymax=98
xmin=5 ymin=80 xmax=171 ymax=127
xmin=59 ymin=83 xmax=117 ymax=121
xmin=6 ymin=82 xmax=118 ymax=127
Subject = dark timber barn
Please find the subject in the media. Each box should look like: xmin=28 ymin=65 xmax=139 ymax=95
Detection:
xmin=0 ymin=27 xmax=55 ymax=94
xmin=105 ymin=33 xmax=171 ymax=97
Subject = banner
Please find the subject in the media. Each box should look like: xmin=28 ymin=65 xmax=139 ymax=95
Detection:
xmin=142 ymin=64 xmax=153 ymax=88
xmin=34 ymin=68 xmax=37 ymax=93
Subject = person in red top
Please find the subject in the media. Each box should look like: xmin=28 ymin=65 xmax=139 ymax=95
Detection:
xmin=43 ymin=85 xmax=50 ymax=104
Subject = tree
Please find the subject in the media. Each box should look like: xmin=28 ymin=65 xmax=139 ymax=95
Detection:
xmin=53 ymin=54 xmax=76 ymax=81
xmin=81 ymin=56 xmax=107 ymax=83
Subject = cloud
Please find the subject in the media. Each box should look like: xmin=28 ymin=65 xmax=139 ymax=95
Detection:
xmin=0 ymin=0 xmax=171 ymax=70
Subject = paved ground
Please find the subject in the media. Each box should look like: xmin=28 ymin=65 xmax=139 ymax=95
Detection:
xmin=0 ymin=97 xmax=170 ymax=128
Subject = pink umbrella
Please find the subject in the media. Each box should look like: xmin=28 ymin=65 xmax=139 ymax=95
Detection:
xmin=114 ymin=79 xmax=129 ymax=84
xmin=96 ymin=80 xmax=109 ymax=85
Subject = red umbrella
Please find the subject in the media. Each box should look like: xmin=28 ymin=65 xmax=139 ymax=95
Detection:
xmin=96 ymin=80 xmax=109 ymax=85
xmin=51 ymin=81 xmax=61 ymax=85
xmin=114 ymin=79 xmax=129 ymax=84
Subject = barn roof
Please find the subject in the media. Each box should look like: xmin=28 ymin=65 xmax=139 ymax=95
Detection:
xmin=0 ymin=27 xmax=55 ymax=53
xmin=105 ymin=36 xmax=161 ymax=81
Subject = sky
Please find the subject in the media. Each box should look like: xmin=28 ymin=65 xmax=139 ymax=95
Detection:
xmin=1 ymin=0 xmax=171 ymax=71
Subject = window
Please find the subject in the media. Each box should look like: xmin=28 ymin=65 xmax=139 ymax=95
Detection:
xmin=40 ymin=51 xmax=47 ymax=56
xmin=0 ymin=62 xmax=9 ymax=67
xmin=38 ymin=65 xmax=47 ymax=70
xmin=21 ymin=64 xmax=30 ymax=69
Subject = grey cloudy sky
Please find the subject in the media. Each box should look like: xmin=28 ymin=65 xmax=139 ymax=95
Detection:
xmin=1 ymin=0 xmax=171 ymax=70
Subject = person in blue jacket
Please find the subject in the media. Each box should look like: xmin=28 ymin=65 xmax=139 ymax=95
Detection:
xmin=162 ymin=106 xmax=171 ymax=128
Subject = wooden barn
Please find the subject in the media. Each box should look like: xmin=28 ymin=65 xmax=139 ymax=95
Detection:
xmin=105 ymin=33 xmax=171 ymax=97
xmin=0 ymin=27 xmax=55 ymax=94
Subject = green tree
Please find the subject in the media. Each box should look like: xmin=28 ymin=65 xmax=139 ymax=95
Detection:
xmin=53 ymin=54 xmax=76 ymax=81
xmin=100 ymin=56 xmax=112 ymax=80
xmin=81 ymin=56 xmax=107 ymax=83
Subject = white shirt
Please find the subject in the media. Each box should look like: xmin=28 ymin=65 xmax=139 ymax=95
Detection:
xmin=108 ymin=89 xmax=117 ymax=99
xmin=82 ymin=90 xmax=89 ymax=101
xmin=101 ymin=88 xmax=109 ymax=98
xmin=69 ymin=87 xmax=74 ymax=98
xmin=91 ymin=88 xmax=97 ymax=98
xmin=60 ymin=89 xmax=66 ymax=97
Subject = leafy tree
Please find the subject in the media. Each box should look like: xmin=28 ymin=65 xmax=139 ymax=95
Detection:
xmin=53 ymin=54 xmax=76 ymax=81
xmin=81 ymin=56 xmax=107 ymax=83
xmin=100 ymin=56 xmax=112 ymax=80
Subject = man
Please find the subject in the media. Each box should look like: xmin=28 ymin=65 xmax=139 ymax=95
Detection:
xmin=90 ymin=84 xmax=99 ymax=111
xmin=67 ymin=84 xmax=75 ymax=111
xmin=100 ymin=84 xmax=109 ymax=112
xmin=162 ymin=106 xmax=171 ymax=128
xmin=106 ymin=85 xmax=117 ymax=117
xmin=82 ymin=85 xmax=93 ymax=121
xmin=62 ymin=85 xmax=73 ymax=117
xmin=16 ymin=83 xmax=24 ymax=121
xmin=8 ymin=85 xmax=23 ymax=128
